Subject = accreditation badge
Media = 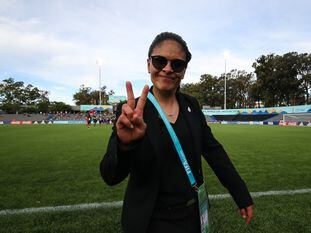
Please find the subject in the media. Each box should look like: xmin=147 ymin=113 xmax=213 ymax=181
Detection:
xmin=197 ymin=183 xmax=209 ymax=233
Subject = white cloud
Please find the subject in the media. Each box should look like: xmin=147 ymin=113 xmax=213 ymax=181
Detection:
xmin=0 ymin=0 xmax=310 ymax=104
xmin=0 ymin=15 xmax=148 ymax=96
xmin=52 ymin=86 xmax=68 ymax=91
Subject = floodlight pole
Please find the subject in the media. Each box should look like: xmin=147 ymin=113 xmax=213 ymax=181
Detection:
xmin=96 ymin=59 xmax=102 ymax=105
xmin=99 ymin=65 xmax=102 ymax=105
xmin=224 ymin=58 xmax=227 ymax=110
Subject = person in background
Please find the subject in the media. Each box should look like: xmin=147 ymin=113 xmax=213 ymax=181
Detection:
xmin=100 ymin=32 xmax=253 ymax=233
xmin=99 ymin=115 xmax=104 ymax=126
xmin=93 ymin=115 xmax=98 ymax=127
xmin=85 ymin=112 xmax=91 ymax=128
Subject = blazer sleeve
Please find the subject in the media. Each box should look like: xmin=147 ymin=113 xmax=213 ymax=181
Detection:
xmin=99 ymin=103 xmax=140 ymax=186
xmin=196 ymin=100 xmax=253 ymax=209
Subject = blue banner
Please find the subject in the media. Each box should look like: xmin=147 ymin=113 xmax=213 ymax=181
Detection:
xmin=202 ymin=104 xmax=311 ymax=116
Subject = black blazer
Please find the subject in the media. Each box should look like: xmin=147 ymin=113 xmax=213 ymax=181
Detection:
xmin=100 ymin=91 xmax=253 ymax=233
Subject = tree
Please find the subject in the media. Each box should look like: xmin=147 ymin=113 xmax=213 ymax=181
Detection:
xmin=252 ymin=53 xmax=304 ymax=107
xmin=37 ymin=100 xmax=50 ymax=113
xmin=279 ymin=52 xmax=303 ymax=105
xmin=0 ymin=78 xmax=49 ymax=113
xmin=72 ymin=85 xmax=93 ymax=105
xmin=49 ymin=101 xmax=71 ymax=113
xmin=0 ymin=78 xmax=24 ymax=104
xmin=253 ymin=54 xmax=280 ymax=106
xmin=223 ymin=70 xmax=253 ymax=108
xmin=180 ymin=82 xmax=203 ymax=105
xmin=249 ymin=81 xmax=263 ymax=108
xmin=181 ymin=71 xmax=254 ymax=108
xmin=0 ymin=102 xmax=21 ymax=114
xmin=297 ymin=53 xmax=311 ymax=104
xmin=73 ymin=85 xmax=115 ymax=105
xmin=181 ymin=74 xmax=223 ymax=107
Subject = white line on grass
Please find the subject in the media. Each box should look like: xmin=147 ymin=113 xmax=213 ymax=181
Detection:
xmin=211 ymin=188 xmax=311 ymax=199
xmin=1 ymin=188 xmax=310 ymax=216
xmin=0 ymin=201 xmax=123 ymax=216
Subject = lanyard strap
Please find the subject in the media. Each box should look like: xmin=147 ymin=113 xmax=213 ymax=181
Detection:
xmin=147 ymin=92 xmax=197 ymax=188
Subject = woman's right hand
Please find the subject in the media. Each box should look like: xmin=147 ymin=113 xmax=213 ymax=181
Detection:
xmin=116 ymin=81 xmax=149 ymax=145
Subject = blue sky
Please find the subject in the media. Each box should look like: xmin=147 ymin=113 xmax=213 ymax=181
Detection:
xmin=0 ymin=0 xmax=310 ymax=105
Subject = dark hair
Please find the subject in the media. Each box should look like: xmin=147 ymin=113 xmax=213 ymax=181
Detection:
xmin=148 ymin=32 xmax=192 ymax=63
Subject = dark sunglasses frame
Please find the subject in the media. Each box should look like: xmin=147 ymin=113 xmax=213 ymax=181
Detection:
xmin=150 ymin=55 xmax=187 ymax=73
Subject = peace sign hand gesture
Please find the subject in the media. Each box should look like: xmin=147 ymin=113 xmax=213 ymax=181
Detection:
xmin=116 ymin=81 xmax=149 ymax=145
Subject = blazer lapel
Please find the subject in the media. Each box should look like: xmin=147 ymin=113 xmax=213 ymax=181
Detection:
xmin=177 ymin=93 xmax=201 ymax=169
xmin=144 ymin=98 xmax=167 ymax=168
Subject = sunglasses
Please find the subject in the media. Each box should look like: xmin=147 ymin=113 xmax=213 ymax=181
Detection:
xmin=150 ymin=55 xmax=187 ymax=73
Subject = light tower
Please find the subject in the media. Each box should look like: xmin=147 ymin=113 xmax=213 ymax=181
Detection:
xmin=96 ymin=59 xmax=102 ymax=105
xmin=223 ymin=51 xmax=230 ymax=110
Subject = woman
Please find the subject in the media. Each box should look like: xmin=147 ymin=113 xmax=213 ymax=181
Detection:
xmin=100 ymin=32 xmax=253 ymax=233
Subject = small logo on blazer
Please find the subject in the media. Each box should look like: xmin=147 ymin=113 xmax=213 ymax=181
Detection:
xmin=187 ymin=107 xmax=191 ymax=112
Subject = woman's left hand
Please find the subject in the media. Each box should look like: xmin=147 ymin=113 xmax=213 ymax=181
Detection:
xmin=239 ymin=205 xmax=253 ymax=224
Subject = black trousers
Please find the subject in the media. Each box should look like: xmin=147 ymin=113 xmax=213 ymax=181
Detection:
xmin=146 ymin=202 xmax=201 ymax=233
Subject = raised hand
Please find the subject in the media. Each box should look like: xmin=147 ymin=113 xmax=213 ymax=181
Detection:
xmin=116 ymin=81 xmax=149 ymax=145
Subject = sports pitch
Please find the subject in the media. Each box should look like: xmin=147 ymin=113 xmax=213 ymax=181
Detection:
xmin=0 ymin=124 xmax=310 ymax=233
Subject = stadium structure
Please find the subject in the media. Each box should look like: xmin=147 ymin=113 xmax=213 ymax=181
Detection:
xmin=0 ymin=104 xmax=114 ymax=125
xmin=203 ymin=104 xmax=311 ymax=126
xmin=0 ymin=104 xmax=310 ymax=126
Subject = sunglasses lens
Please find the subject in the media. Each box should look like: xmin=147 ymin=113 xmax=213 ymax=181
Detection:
xmin=151 ymin=56 xmax=187 ymax=72
xmin=151 ymin=56 xmax=167 ymax=70
xmin=171 ymin=60 xmax=187 ymax=72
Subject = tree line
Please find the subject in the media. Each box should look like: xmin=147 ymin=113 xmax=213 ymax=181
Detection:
xmin=0 ymin=78 xmax=114 ymax=113
xmin=73 ymin=85 xmax=114 ymax=106
xmin=1 ymin=52 xmax=310 ymax=113
xmin=181 ymin=52 xmax=310 ymax=108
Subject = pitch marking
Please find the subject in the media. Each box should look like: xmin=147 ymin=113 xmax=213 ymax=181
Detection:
xmin=1 ymin=188 xmax=310 ymax=216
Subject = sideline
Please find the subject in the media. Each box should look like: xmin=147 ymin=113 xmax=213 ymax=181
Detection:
xmin=1 ymin=188 xmax=310 ymax=216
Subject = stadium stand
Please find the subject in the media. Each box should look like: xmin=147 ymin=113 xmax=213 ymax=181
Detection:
xmin=1 ymin=105 xmax=310 ymax=126
xmin=203 ymin=104 xmax=311 ymax=126
xmin=0 ymin=112 xmax=116 ymax=125
xmin=0 ymin=114 xmax=47 ymax=121
xmin=212 ymin=113 xmax=278 ymax=122
xmin=51 ymin=113 xmax=86 ymax=121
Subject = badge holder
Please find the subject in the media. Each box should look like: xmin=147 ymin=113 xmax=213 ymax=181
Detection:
xmin=148 ymin=93 xmax=210 ymax=233
xmin=197 ymin=183 xmax=209 ymax=233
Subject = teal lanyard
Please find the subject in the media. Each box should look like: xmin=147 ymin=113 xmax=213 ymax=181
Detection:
xmin=147 ymin=92 xmax=197 ymax=188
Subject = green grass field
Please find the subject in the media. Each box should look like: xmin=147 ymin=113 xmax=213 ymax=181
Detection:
xmin=0 ymin=124 xmax=310 ymax=233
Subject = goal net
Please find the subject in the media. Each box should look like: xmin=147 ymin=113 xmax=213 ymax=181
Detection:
xmin=282 ymin=113 xmax=311 ymax=122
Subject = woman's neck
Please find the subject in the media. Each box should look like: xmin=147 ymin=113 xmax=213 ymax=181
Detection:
xmin=153 ymin=87 xmax=179 ymax=122
xmin=153 ymin=88 xmax=177 ymax=106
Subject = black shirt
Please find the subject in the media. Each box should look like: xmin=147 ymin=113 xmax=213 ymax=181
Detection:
xmin=156 ymin=108 xmax=199 ymax=207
